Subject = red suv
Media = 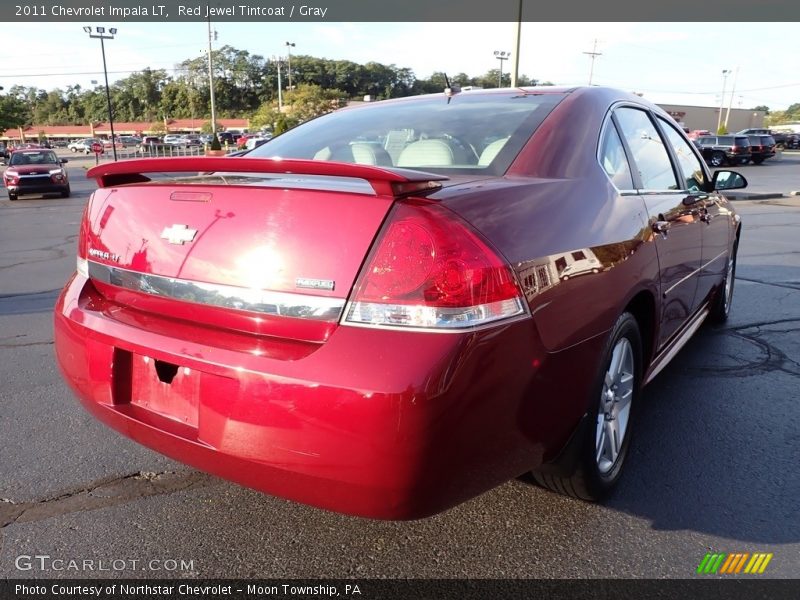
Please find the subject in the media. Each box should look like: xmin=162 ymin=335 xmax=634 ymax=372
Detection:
xmin=3 ymin=149 xmax=70 ymax=200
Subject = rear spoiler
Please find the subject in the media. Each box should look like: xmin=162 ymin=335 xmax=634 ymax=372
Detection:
xmin=86 ymin=157 xmax=448 ymax=198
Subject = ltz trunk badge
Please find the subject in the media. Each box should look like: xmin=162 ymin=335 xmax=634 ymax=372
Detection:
xmin=161 ymin=224 xmax=198 ymax=245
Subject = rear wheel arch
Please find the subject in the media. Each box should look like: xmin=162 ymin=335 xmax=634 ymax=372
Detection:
xmin=622 ymin=290 xmax=657 ymax=374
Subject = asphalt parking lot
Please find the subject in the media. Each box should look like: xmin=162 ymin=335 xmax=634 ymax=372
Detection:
xmin=0 ymin=151 xmax=798 ymax=579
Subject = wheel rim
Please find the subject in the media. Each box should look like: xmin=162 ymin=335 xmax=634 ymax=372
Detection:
xmin=711 ymin=153 xmax=723 ymax=166
xmin=723 ymin=253 xmax=735 ymax=313
xmin=595 ymin=337 xmax=634 ymax=474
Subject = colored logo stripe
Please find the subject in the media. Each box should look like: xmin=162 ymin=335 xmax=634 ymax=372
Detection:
xmin=697 ymin=552 xmax=772 ymax=574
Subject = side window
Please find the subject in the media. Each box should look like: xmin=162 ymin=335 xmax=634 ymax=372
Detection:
xmin=657 ymin=117 xmax=706 ymax=192
xmin=598 ymin=121 xmax=634 ymax=189
xmin=614 ymin=107 xmax=679 ymax=191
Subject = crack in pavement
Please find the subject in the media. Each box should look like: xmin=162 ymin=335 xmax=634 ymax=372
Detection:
xmin=689 ymin=320 xmax=800 ymax=379
xmin=735 ymin=277 xmax=800 ymax=291
xmin=0 ymin=471 xmax=216 ymax=529
xmin=0 ymin=236 xmax=76 ymax=272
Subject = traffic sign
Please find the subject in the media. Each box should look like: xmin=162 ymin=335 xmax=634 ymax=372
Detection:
xmin=91 ymin=142 xmax=103 ymax=154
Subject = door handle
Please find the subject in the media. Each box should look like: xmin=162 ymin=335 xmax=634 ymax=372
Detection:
xmin=682 ymin=194 xmax=708 ymax=206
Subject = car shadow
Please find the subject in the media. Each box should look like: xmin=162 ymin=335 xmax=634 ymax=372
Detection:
xmin=606 ymin=269 xmax=800 ymax=543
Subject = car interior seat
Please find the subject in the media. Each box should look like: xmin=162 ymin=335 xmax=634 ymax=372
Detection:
xmin=397 ymin=139 xmax=458 ymax=167
xmin=478 ymin=137 xmax=510 ymax=166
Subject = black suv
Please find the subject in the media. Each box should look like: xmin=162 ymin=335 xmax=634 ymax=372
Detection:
xmin=736 ymin=128 xmax=788 ymax=148
xmin=695 ymin=135 xmax=752 ymax=167
xmin=747 ymin=135 xmax=777 ymax=164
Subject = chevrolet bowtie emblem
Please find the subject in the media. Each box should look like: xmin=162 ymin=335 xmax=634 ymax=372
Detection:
xmin=161 ymin=224 xmax=198 ymax=245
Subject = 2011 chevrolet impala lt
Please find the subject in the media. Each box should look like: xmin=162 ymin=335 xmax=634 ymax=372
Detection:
xmin=54 ymin=87 xmax=745 ymax=519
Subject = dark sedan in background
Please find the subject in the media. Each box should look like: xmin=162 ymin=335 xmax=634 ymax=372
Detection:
xmin=55 ymin=86 xmax=744 ymax=519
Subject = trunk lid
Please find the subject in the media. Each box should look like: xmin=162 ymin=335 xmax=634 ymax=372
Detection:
xmin=83 ymin=157 xmax=447 ymax=342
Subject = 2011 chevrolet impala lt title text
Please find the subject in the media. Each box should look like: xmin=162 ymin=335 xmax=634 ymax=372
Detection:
xmin=54 ymin=87 xmax=745 ymax=519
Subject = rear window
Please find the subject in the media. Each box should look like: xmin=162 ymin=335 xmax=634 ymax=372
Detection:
xmin=762 ymin=136 xmax=776 ymax=145
xmin=734 ymin=137 xmax=750 ymax=146
xmin=247 ymin=92 xmax=567 ymax=176
xmin=718 ymin=136 xmax=733 ymax=145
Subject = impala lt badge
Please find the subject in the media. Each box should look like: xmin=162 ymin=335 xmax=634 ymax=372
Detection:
xmin=296 ymin=277 xmax=335 ymax=291
xmin=161 ymin=224 xmax=198 ymax=245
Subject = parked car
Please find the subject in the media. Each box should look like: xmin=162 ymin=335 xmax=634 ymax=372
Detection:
xmin=2 ymin=149 xmax=69 ymax=200
xmin=687 ymin=129 xmax=712 ymax=140
xmin=216 ymin=131 xmax=235 ymax=145
xmin=68 ymin=138 xmax=100 ymax=154
xmin=736 ymin=128 xmax=787 ymax=148
xmin=785 ymin=133 xmax=800 ymax=150
xmin=695 ymin=135 xmax=752 ymax=166
xmin=55 ymin=87 xmax=744 ymax=519
xmin=162 ymin=134 xmax=186 ymax=145
xmin=0 ymin=142 xmax=7 ymax=159
xmin=746 ymin=135 xmax=777 ymax=164
xmin=244 ymin=135 xmax=271 ymax=150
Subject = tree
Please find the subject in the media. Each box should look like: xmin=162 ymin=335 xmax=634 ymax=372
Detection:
xmin=0 ymin=95 xmax=29 ymax=131
xmin=752 ymin=105 xmax=769 ymax=114
xmin=200 ymin=120 xmax=220 ymax=133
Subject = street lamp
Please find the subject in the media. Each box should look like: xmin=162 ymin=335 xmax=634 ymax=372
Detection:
xmin=285 ymin=42 xmax=296 ymax=90
xmin=84 ymin=26 xmax=118 ymax=161
xmin=494 ymin=51 xmax=510 ymax=88
xmin=716 ymin=69 xmax=730 ymax=134
xmin=272 ymin=56 xmax=283 ymax=110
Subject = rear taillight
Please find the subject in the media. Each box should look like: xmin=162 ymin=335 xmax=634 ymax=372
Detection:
xmin=76 ymin=201 xmax=90 ymax=277
xmin=344 ymin=201 xmax=526 ymax=330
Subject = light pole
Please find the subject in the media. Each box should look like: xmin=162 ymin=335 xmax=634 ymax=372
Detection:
xmin=494 ymin=51 xmax=510 ymax=88
xmin=285 ymin=42 xmax=295 ymax=90
xmin=272 ymin=56 xmax=283 ymax=110
xmin=716 ymin=69 xmax=730 ymax=133
xmin=724 ymin=66 xmax=739 ymax=130
xmin=84 ymin=26 xmax=118 ymax=161
xmin=207 ymin=17 xmax=218 ymax=135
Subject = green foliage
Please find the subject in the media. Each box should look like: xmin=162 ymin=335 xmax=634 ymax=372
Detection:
xmin=3 ymin=46 xmax=560 ymax=131
xmin=37 ymin=130 xmax=46 ymax=143
xmin=717 ymin=124 xmax=728 ymax=135
xmin=209 ymin=134 xmax=222 ymax=151
xmin=200 ymin=120 xmax=219 ymax=133
xmin=0 ymin=94 xmax=30 ymax=131
xmin=149 ymin=121 xmax=167 ymax=135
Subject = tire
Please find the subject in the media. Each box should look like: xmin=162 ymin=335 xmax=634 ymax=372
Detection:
xmin=8 ymin=193 xmax=17 ymax=201
xmin=532 ymin=312 xmax=642 ymax=501
xmin=709 ymin=237 xmax=738 ymax=323
xmin=752 ymin=157 xmax=764 ymax=165
xmin=709 ymin=151 xmax=725 ymax=167
xmin=70 ymin=147 xmax=77 ymax=153
xmin=61 ymin=186 xmax=71 ymax=198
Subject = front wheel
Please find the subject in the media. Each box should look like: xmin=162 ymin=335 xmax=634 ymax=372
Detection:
xmin=532 ymin=312 xmax=642 ymax=501
xmin=8 ymin=193 xmax=17 ymax=201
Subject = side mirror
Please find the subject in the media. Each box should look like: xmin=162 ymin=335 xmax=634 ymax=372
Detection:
xmin=61 ymin=158 xmax=69 ymax=163
xmin=712 ymin=170 xmax=747 ymax=191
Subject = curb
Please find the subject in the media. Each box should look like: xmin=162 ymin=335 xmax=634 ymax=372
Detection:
xmin=724 ymin=192 xmax=786 ymax=200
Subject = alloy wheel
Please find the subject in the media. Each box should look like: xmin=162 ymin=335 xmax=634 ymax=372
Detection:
xmin=595 ymin=337 xmax=634 ymax=474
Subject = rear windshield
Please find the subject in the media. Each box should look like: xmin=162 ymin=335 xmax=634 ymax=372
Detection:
xmin=762 ymin=136 xmax=776 ymax=145
xmin=734 ymin=136 xmax=750 ymax=146
xmin=247 ymin=92 xmax=567 ymax=176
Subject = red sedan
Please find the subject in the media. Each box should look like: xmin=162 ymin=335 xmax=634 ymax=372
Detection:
xmin=54 ymin=87 xmax=745 ymax=519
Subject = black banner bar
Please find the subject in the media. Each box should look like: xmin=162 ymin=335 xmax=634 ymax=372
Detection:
xmin=3 ymin=0 xmax=800 ymax=22
xmin=3 ymin=579 xmax=800 ymax=600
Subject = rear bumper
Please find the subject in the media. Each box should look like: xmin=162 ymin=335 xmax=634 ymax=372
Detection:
xmin=54 ymin=274 xmax=599 ymax=519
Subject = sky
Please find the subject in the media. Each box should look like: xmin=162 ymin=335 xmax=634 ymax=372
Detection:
xmin=3 ymin=22 xmax=799 ymax=112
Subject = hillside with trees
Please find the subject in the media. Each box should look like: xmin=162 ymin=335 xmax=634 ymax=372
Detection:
xmin=0 ymin=46 xmax=549 ymax=131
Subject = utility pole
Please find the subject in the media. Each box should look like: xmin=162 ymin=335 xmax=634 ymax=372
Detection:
xmin=511 ymin=0 xmax=522 ymax=87
xmin=285 ymin=42 xmax=295 ymax=90
xmin=583 ymin=39 xmax=602 ymax=85
xmin=207 ymin=17 xmax=217 ymax=135
xmin=717 ymin=69 xmax=730 ymax=133
xmin=724 ymin=67 xmax=739 ymax=130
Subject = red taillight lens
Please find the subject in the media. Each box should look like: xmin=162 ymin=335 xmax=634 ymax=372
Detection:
xmin=76 ymin=200 xmax=90 ymax=277
xmin=345 ymin=201 xmax=525 ymax=330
